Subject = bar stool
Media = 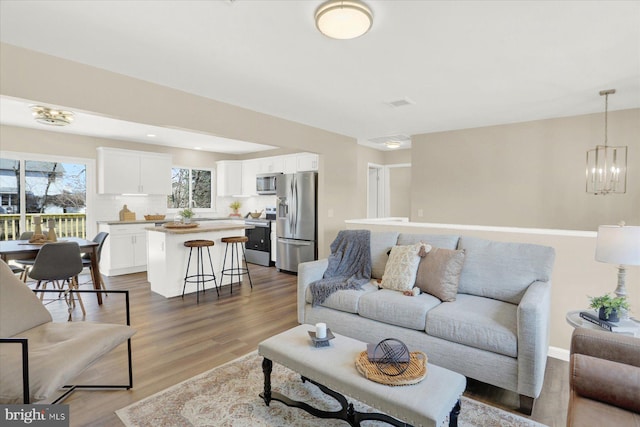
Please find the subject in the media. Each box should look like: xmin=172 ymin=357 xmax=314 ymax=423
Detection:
xmin=182 ymin=239 xmax=218 ymax=303
xmin=220 ymin=236 xmax=253 ymax=294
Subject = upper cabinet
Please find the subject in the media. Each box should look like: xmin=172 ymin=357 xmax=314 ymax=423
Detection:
xmin=97 ymin=147 xmax=172 ymax=195
xmin=258 ymin=156 xmax=284 ymax=174
xmin=296 ymin=153 xmax=319 ymax=172
xmin=217 ymin=153 xmax=318 ymax=197
xmin=216 ymin=160 xmax=243 ymax=197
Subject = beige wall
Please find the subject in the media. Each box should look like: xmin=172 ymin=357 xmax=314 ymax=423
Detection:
xmin=0 ymin=43 xmax=365 ymax=257
xmin=411 ymin=109 xmax=640 ymax=231
xmin=389 ymin=167 xmax=411 ymax=217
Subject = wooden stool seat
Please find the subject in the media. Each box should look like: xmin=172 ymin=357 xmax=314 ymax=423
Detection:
xmin=184 ymin=239 xmax=215 ymax=248
xmin=221 ymin=236 xmax=248 ymax=244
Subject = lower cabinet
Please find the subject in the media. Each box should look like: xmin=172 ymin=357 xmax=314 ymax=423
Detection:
xmin=98 ymin=223 xmax=148 ymax=276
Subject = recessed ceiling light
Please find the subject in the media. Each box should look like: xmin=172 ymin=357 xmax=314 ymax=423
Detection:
xmin=384 ymin=141 xmax=401 ymax=149
xmin=146 ymin=134 xmax=156 ymax=138
xmin=194 ymin=147 xmax=202 ymax=150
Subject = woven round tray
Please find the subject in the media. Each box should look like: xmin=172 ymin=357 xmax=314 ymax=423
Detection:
xmin=355 ymin=350 xmax=428 ymax=386
xmin=162 ymin=223 xmax=199 ymax=229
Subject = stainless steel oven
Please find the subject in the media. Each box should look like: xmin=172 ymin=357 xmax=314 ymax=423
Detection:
xmin=245 ymin=219 xmax=272 ymax=266
xmin=256 ymin=173 xmax=281 ymax=195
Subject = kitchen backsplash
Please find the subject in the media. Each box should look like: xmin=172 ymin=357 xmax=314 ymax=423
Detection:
xmin=93 ymin=194 xmax=169 ymax=222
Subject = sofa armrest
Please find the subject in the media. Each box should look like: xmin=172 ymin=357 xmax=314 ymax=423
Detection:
xmin=516 ymin=280 xmax=551 ymax=398
xmin=297 ymin=259 xmax=328 ymax=324
xmin=569 ymin=328 xmax=640 ymax=413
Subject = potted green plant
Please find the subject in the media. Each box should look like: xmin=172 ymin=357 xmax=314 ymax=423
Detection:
xmin=179 ymin=207 xmax=195 ymax=223
xmin=229 ymin=201 xmax=242 ymax=217
xmin=588 ymin=293 xmax=629 ymax=322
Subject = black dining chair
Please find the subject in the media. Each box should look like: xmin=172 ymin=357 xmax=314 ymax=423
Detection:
xmin=29 ymin=241 xmax=85 ymax=317
xmin=80 ymin=232 xmax=109 ymax=291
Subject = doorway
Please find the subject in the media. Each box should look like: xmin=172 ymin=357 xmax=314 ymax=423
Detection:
xmin=367 ymin=163 xmax=411 ymax=219
xmin=367 ymin=164 xmax=384 ymax=218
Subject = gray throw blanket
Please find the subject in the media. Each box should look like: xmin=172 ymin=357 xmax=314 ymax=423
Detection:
xmin=310 ymin=230 xmax=371 ymax=306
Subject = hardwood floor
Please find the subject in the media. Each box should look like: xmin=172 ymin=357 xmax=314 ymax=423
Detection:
xmin=48 ymin=266 xmax=568 ymax=426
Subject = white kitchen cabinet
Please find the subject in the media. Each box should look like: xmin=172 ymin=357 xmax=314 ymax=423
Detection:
xmin=259 ymin=156 xmax=284 ymax=174
xmin=241 ymin=159 xmax=259 ymax=196
xmin=216 ymin=160 xmax=243 ymax=196
xmin=296 ymin=153 xmax=319 ymax=171
xmin=97 ymin=147 xmax=171 ymax=194
xmin=283 ymin=155 xmax=297 ymax=174
xmin=98 ymin=223 xmax=148 ymax=276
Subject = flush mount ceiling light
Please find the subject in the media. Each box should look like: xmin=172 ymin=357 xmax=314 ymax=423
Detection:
xmin=586 ymin=89 xmax=627 ymax=195
xmin=315 ymin=0 xmax=373 ymax=40
xmin=30 ymin=105 xmax=74 ymax=126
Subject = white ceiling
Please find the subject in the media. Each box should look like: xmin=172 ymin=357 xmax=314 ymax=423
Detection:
xmin=1 ymin=0 xmax=638 ymax=153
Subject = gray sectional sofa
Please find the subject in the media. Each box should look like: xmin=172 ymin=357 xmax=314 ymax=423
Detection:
xmin=297 ymin=231 xmax=555 ymax=414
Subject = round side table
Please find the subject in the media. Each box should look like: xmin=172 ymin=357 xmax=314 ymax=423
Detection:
xmin=566 ymin=309 xmax=640 ymax=337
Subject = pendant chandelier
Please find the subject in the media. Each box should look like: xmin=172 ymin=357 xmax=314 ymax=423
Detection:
xmin=585 ymin=89 xmax=627 ymax=195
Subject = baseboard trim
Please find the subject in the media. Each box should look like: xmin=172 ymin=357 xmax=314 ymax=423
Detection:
xmin=548 ymin=346 xmax=569 ymax=362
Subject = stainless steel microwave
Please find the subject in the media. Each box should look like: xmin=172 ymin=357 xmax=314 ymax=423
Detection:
xmin=256 ymin=173 xmax=282 ymax=195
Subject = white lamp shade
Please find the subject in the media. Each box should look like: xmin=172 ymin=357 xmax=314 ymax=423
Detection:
xmin=595 ymin=225 xmax=640 ymax=265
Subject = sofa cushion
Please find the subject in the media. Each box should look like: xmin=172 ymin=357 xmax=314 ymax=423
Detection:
xmin=0 ymin=321 xmax=135 ymax=404
xmin=457 ymin=236 xmax=555 ymax=304
xmin=425 ymin=294 xmax=518 ymax=358
xmin=358 ymin=289 xmax=441 ymax=330
xmin=0 ymin=260 xmax=52 ymax=337
xmin=415 ymin=248 xmax=466 ymax=302
xmin=397 ymin=233 xmax=460 ymax=250
xmin=305 ymin=281 xmax=378 ymax=314
xmin=370 ymin=232 xmax=400 ymax=279
xmin=380 ymin=243 xmax=429 ymax=292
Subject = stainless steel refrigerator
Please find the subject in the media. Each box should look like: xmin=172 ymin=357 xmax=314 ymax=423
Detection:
xmin=276 ymin=171 xmax=317 ymax=273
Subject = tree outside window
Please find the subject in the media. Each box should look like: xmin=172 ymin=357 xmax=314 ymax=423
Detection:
xmin=168 ymin=167 xmax=213 ymax=209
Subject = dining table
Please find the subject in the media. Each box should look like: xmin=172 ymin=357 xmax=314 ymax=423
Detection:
xmin=0 ymin=237 xmax=104 ymax=304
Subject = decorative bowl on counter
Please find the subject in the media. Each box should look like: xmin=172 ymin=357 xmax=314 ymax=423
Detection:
xmin=249 ymin=210 xmax=263 ymax=219
xmin=144 ymin=215 xmax=166 ymax=221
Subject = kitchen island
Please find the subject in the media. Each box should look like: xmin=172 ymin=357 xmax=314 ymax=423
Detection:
xmin=146 ymin=221 xmax=250 ymax=298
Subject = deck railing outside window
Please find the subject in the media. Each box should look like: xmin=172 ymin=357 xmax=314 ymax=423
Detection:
xmin=0 ymin=214 xmax=86 ymax=241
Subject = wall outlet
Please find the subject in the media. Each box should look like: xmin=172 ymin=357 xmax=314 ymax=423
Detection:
xmin=328 ymin=209 xmax=334 ymax=218
xmin=417 ymin=209 xmax=424 ymax=217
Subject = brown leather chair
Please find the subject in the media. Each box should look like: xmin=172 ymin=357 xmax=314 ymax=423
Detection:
xmin=567 ymin=328 xmax=640 ymax=426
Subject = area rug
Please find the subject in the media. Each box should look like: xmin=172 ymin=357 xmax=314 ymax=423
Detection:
xmin=116 ymin=352 xmax=547 ymax=427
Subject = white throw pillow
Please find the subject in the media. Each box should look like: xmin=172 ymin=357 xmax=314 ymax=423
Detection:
xmin=380 ymin=243 xmax=431 ymax=292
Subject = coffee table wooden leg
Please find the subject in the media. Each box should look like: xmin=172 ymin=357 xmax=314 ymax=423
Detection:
xmin=449 ymin=399 xmax=461 ymax=427
xmin=260 ymin=357 xmax=273 ymax=405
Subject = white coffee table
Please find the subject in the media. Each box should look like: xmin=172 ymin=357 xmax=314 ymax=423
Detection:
xmin=258 ymin=325 xmax=466 ymax=427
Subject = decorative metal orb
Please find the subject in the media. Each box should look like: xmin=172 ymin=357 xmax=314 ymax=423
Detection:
xmin=372 ymin=338 xmax=410 ymax=376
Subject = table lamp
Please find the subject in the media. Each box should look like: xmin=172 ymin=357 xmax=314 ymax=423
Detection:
xmin=595 ymin=223 xmax=640 ymax=298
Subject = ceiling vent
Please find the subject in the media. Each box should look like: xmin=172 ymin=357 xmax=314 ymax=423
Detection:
xmin=384 ymin=97 xmax=415 ymax=108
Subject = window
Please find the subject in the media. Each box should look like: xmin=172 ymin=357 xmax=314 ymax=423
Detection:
xmin=0 ymin=156 xmax=89 ymax=240
xmin=168 ymin=167 xmax=213 ymax=210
